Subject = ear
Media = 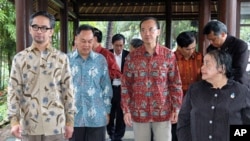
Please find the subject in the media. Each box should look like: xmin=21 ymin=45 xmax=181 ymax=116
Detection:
xmin=218 ymin=65 xmax=226 ymax=74
xmin=221 ymin=32 xmax=226 ymax=38
xmin=29 ymin=26 xmax=32 ymax=34
xmin=156 ymin=29 xmax=161 ymax=36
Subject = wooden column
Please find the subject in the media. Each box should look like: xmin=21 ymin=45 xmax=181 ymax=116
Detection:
xmin=165 ymin=0 xmax=171 ymax=48
xmin=236 ymin=0 xmax=241 ymax=38
xmin=60 ymin=0 xmax=68 ymax=53
xmin=73 ymin=19 xmax=79 ymax=36
xmin=218 ymin=0 xmax=237 ymax=36
xmin=198 ymin=0 xmax=211 ymax=54
xmin=72 ymin=1 xmax=79 ymax=36
xmin=15 ymin=0 xmax=32 ymax=52
xmin=36 ymin=0 xmax=48 ymax=11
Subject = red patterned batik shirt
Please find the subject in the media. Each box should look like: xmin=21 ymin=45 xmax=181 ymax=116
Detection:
xmin=121 ymin=44 xmax=183 ymax=122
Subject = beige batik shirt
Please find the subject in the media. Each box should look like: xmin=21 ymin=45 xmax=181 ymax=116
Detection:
xmin=7 ymin=43 xmax=75 ymax=135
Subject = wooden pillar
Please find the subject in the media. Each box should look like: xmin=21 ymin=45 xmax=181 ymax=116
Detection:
xmin=15 ymin=0 xmax=32 ymax=52
xmin=218 ymin=0 xmax=237 ymax=36
xmin=73 ymin=19 xmax=79 ymax=36
xmin=36 ymin=0 xmax=48 ymax=11
xmin=165 ymin=0 xmax=171 ymax=48
xmin=60 ymin=0 xmax=68 ymax=53
xmin=236 ymin=0 xmax=241 ymax=38
xmin=72 ymin=1 xmax=79 ymax=36
xmin=198 ymin=0 xmax=211 ymax=54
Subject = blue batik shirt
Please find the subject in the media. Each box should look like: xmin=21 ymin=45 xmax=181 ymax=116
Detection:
xmin=68 ymin=50 xmax=113 ymax=127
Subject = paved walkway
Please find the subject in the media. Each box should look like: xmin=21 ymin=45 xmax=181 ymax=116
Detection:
xmin=1 ymin=125 xmax=134 ymax=141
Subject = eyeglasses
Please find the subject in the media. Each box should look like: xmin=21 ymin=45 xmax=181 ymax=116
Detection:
xmin=31 ymin=25 xmax=52 ymax=33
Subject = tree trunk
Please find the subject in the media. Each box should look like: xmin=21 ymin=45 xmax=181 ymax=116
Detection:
xmin=105 ymin=21 xmax=113 ymax=49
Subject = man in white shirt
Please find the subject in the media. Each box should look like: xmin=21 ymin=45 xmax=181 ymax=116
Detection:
xmin=107 ymin=34 xmax=129 ymax=141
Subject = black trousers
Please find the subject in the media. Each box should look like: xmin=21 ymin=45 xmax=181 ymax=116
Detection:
xmin=107 ymin=85 xmax=126 ymax=141
xmin=69 ymin=126 xmax=106 ymax=141
xmin=172 ymin=123 xmax=178 ymax=141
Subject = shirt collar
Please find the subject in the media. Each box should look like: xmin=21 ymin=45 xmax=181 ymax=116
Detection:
xmin=72 ymin=49 xmax=95 ymax=60
xmin=29 ymin=42 xmax=53 ymax=52
xmin=142 ymin=43 xmax=160 ymax=55
xmin=175 ymin=49 xmax=197 ymax=60
xmin=94 ymin=44 xmax=102 ymax=53
xmin=114 ymin=51 xmax=122 ymax=57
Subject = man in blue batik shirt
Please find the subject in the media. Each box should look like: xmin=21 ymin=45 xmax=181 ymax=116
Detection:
xmin=68 ymin=24 xmax=113 ymax=141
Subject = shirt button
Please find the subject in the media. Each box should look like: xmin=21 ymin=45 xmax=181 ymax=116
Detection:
xmin=209 ymin=135 xmax=212 ymax=139
xmin=211 ymin=106 xmax=215 ymax=110
xmin=214 ymin=93 xmax=218 ymax=97
xmin=209 ymin=120 xmax=213 ymax=124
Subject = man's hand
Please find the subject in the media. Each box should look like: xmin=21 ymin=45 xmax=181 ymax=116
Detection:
xmin=11 ymin=124 xmax=22 ymax=139
xmin=64 ymin=126 xmax=74 ymax=139
xmin=106 ymin=114 xmax=110 ymax=125
xmin=171 ymin=112 xmax=178 ymax=124
xmin=124 ymin=113 xmax=133 ymax=127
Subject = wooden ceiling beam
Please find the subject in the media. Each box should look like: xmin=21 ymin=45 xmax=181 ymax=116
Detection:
xmin=50 ymin=0 xmax=64 ymax=9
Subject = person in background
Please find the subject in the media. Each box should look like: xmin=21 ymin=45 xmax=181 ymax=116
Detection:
xmin=177 ymin=50 xmax=250 ymax=141
xmin=203 ymin=20 xmax=250 ymax=88
xmin=7 ymin=11 xmax=75 ymax=141
xmin=175 ymin=31 xmax=203 ymax=95
xmin=107 ymin=33 xmax=129 ymax=141
xmin=172 ymin=31 xmax=203 ymax=141
xmin=121 ymin=17 xmax=183 ymax=141
xmin=68 ymin=24 xmax=112 ymax=141
xmin=129 ymin=38 xmax=143 ymax=52
xmin=92 ymin=27 xmax=122 ymax=80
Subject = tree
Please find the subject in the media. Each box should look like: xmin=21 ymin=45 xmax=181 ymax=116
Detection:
xmin=0 ymin=0 xmax=16 ymax=90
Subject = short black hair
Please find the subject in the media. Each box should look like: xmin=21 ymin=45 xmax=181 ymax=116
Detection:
xmin=29 ymin=11 xmax=55 ymax=29
xmin=203 ymin=20 xmax=227 ymax=36
xmin=112 ymin=34 xmax=125 ymax=44
xmin=139 ymin=17 xmax=160 ymax=30
xmin=176 ymin=31 xmax=197 ymax=48
xmin=130 ymin=38 xmax=143 ymax=49
xmin=75 ymin=24 xmax=94 ymax=35
xmin=93 ymin=27 xmax=103 ymax=43
xmin=206 ymin=50 xmax=232 ymax=78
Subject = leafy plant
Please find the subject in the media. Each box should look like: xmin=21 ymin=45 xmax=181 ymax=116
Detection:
xmin=0 ymin=89 xmax=7 ymax=124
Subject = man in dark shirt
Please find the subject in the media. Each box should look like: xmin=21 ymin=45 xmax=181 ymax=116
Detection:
xmin=107 ymin=34 xmax=129 ymax=141
xmin=203 ymin=20 xmax=250 ymax=88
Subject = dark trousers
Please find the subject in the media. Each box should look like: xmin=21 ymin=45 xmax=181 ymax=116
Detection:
xmin=107 ymin=85 xmax=126 ymax=141
xmin=172 ymin=123 xmax=178 ymax=141
xmin=69 ymin=126 xmax=105 ymax=141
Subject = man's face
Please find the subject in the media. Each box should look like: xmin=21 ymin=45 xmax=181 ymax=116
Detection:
xmin=29 ymin=16 xmax=53 ymax=44
xmin=75 ymin=30 xmax=94 ymax=58
xmin=140 ymin=19 xmax=160 ymax=45
xmin=112 ymin=39 xmax=124 ymax=55
xmin=179 ymin=40 xmax=196 ymax=59
xmin=206 ymin=31 xmax=226 ymax=48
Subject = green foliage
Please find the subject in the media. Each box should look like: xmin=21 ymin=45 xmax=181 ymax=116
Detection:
xmin=79 ymin=21 xmax=167 ymax=50
xmin=0 ymin=0 xmax=15 ymax=125
xmin=0 ymin=0 xmax=16 ymax=90
xmin=171 ymin=20 xmax=198 ymax=49
xmin=0 ymin=90 xmax=7 ymax=123
xmin=240 ymin=19 xmax=250 ymax=43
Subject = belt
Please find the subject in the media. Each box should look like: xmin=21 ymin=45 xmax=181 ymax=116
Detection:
xmin=112 ymin=85 xmax=121 ymax=87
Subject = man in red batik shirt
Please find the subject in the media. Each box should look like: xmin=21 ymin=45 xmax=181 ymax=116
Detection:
xmin=121 ymin=17 xmax=183 ymax=141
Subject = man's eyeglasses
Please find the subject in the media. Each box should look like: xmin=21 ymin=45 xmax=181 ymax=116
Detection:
xmin=31 ymin=25 xmax=52 ymax=33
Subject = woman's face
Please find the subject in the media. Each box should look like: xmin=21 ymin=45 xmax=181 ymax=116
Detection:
xmin=201 ymin=54 xmax=221 ymax=82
